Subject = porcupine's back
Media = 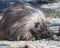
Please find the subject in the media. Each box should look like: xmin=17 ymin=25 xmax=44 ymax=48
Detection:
xmin=0 ymin=4 xmax=46 ymax=41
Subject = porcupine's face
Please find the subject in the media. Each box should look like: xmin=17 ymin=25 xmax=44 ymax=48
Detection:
xmin=0 ymin=4 xmax=47 ymax=41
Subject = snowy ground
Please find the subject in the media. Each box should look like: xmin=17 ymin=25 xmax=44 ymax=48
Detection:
xmin=0 ymin=40 xmax=60 ymax=48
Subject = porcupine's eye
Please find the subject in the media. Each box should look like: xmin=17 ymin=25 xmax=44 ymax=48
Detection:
xmin=33 ymin=22 xmax=42 ymax=33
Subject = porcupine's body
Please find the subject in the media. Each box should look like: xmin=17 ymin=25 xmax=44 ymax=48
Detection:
xmin=0 ymin=4 xmax=48 ymax=41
